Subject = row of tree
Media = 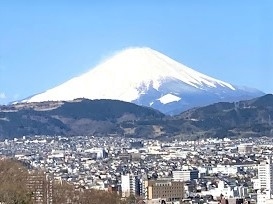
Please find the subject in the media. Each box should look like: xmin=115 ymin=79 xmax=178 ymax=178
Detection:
xmin=0 ymin=159 xmax=137 ymax=204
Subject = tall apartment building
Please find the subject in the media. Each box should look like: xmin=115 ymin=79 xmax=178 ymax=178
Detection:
xmin=121 ymin=174 xmax=141 ymax=197
xmin=144 ymin=179 xmax=184 ymax=203
xmin=258 ymin=157 xmax=273 ymax=199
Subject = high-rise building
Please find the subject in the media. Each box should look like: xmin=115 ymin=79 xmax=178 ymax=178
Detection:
xmin=121 ymin=174 xmax=140 ymax=197
xmin=258 ymin=157 xmax=273 ymax=199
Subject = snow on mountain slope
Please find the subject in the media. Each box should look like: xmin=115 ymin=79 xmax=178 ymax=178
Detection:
xmin=22 ymin=47 xmax=264 ymax=114
xmin=158 ymin=94 xmax=181 ymax=104
xmin=24 ymin=47 xmax=235 ymax=102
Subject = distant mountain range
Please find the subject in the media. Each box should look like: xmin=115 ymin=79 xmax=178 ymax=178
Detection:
xmin=1 ymin=94 xmax=273 ymax=140
xmin=21 ymin=47 xmax=264 ymax=114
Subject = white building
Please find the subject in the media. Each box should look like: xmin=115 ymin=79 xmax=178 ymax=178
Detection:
xmin=258 ymin=157 xmax=273 ymax=198
xmin=212 ymin=165 xmax=238 ymax=175
xmin=257 ymin=190 xmax=271 ymax=204
xmin=48 ymin=150 xmax=65 ymax=158
xmin=172 ymin=169 xmax=199 ymax=181
xmin=85 ymin=148 xmax=106 ymax=159
xmin=121 ymin=174 xmax=140 ymax=197
xmin=201 ymin=180 xmax=235 ymax=199
xmin=253 ymin=178 xmax=261 ymax=190
xmin=237 ymin=143 xmax=253 ymax=154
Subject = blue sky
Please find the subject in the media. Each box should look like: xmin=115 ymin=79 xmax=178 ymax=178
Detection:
xmin=0 ymin=1 xmax=272 ymax=104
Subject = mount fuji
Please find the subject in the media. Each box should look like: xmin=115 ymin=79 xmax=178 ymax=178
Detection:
xmin=22 ymin=47 xmax=264 ymax=114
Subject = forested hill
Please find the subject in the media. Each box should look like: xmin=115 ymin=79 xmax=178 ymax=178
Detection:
xmin=0 ymin=95 xmax=272 ymax=140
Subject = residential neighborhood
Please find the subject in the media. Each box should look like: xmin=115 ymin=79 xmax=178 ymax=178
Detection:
xmin=1 ymin=135 xmax=273 ymax=204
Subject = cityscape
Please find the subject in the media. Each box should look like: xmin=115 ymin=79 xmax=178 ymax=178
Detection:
xmin=1 ymin=1 xmax=271 ymax=204
xmin=1 ymin=135 xmax=273 ymax=204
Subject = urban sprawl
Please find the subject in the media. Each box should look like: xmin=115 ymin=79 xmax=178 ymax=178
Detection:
xmin=1 ymin=135 xmax=273 ymax=204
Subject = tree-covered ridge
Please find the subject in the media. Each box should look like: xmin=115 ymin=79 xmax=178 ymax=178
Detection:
xmin=0 ymin=95 xmax=273 ymax=140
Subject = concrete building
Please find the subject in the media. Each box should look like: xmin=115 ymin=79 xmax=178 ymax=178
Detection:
xmin=121 ymin=174 xmax=140 ymax=197
xmin=172 ymin=169 xmax=199 ymax=181
xmin=258 ymin=157 xmax=273 ymax=198
xmin=85 ymin=148 xmax=107 ymax=159
xmin=202 ymin=180 xmax=236 ymax=199
xmin=257 ymin=190 xmax=271 ymax=204
xmin=253 ymin=178 xmax=261 ymax=190
xmin=212 ymin=165 xmax=239 ymax=175
xmin=237 ymin=144 xmax=253 ymax=154
xmin=144 ymin=179 xmax=184 ymax=203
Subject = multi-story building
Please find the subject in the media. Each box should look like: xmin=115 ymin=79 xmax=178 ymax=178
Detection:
xmin=212 ymin=165 xmax=238 ymax=176
xmin=121 ymin=174 xmax=140 ymax=197
xmin=144 ymin=179 xmax=184 ymax=203
xmin=237 ymin=144 xmax=253 ymax=154
xmin=172 ymin=169 xmax=199 ymax=181
xmin=84 ymin=148 xmax=107 ymax=159
xmin=258 ymin=157 xmax=273 ymax=199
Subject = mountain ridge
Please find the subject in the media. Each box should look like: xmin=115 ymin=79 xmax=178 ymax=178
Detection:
xmin=1 ymin=94 xmax=273 ymax=140
xmin=0 ymin=99 xmax=164 ymax=138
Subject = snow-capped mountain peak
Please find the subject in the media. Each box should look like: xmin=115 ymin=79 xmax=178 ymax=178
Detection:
xmin=22 ymin=47 xmax=263 ymax=114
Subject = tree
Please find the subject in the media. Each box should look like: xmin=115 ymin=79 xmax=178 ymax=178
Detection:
xmin=52 ymin=181 xmax=78 ymax=204
xmin=0 ymin=159 xmax=127 ymax=204
xmin=0 ymin=159 xmax=32 ymax=204
xmin=78 ymin=188 xmax=123 ymax=204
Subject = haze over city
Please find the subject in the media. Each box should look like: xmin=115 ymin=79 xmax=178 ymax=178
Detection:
xmin=0 ymin=1 xmax=272 ymax=105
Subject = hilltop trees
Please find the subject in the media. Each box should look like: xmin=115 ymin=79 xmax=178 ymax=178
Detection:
xmin=0 ymin=158 xmax=132 ymax=204
xmin=0 ymin=159 xmax=32 ymax=204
